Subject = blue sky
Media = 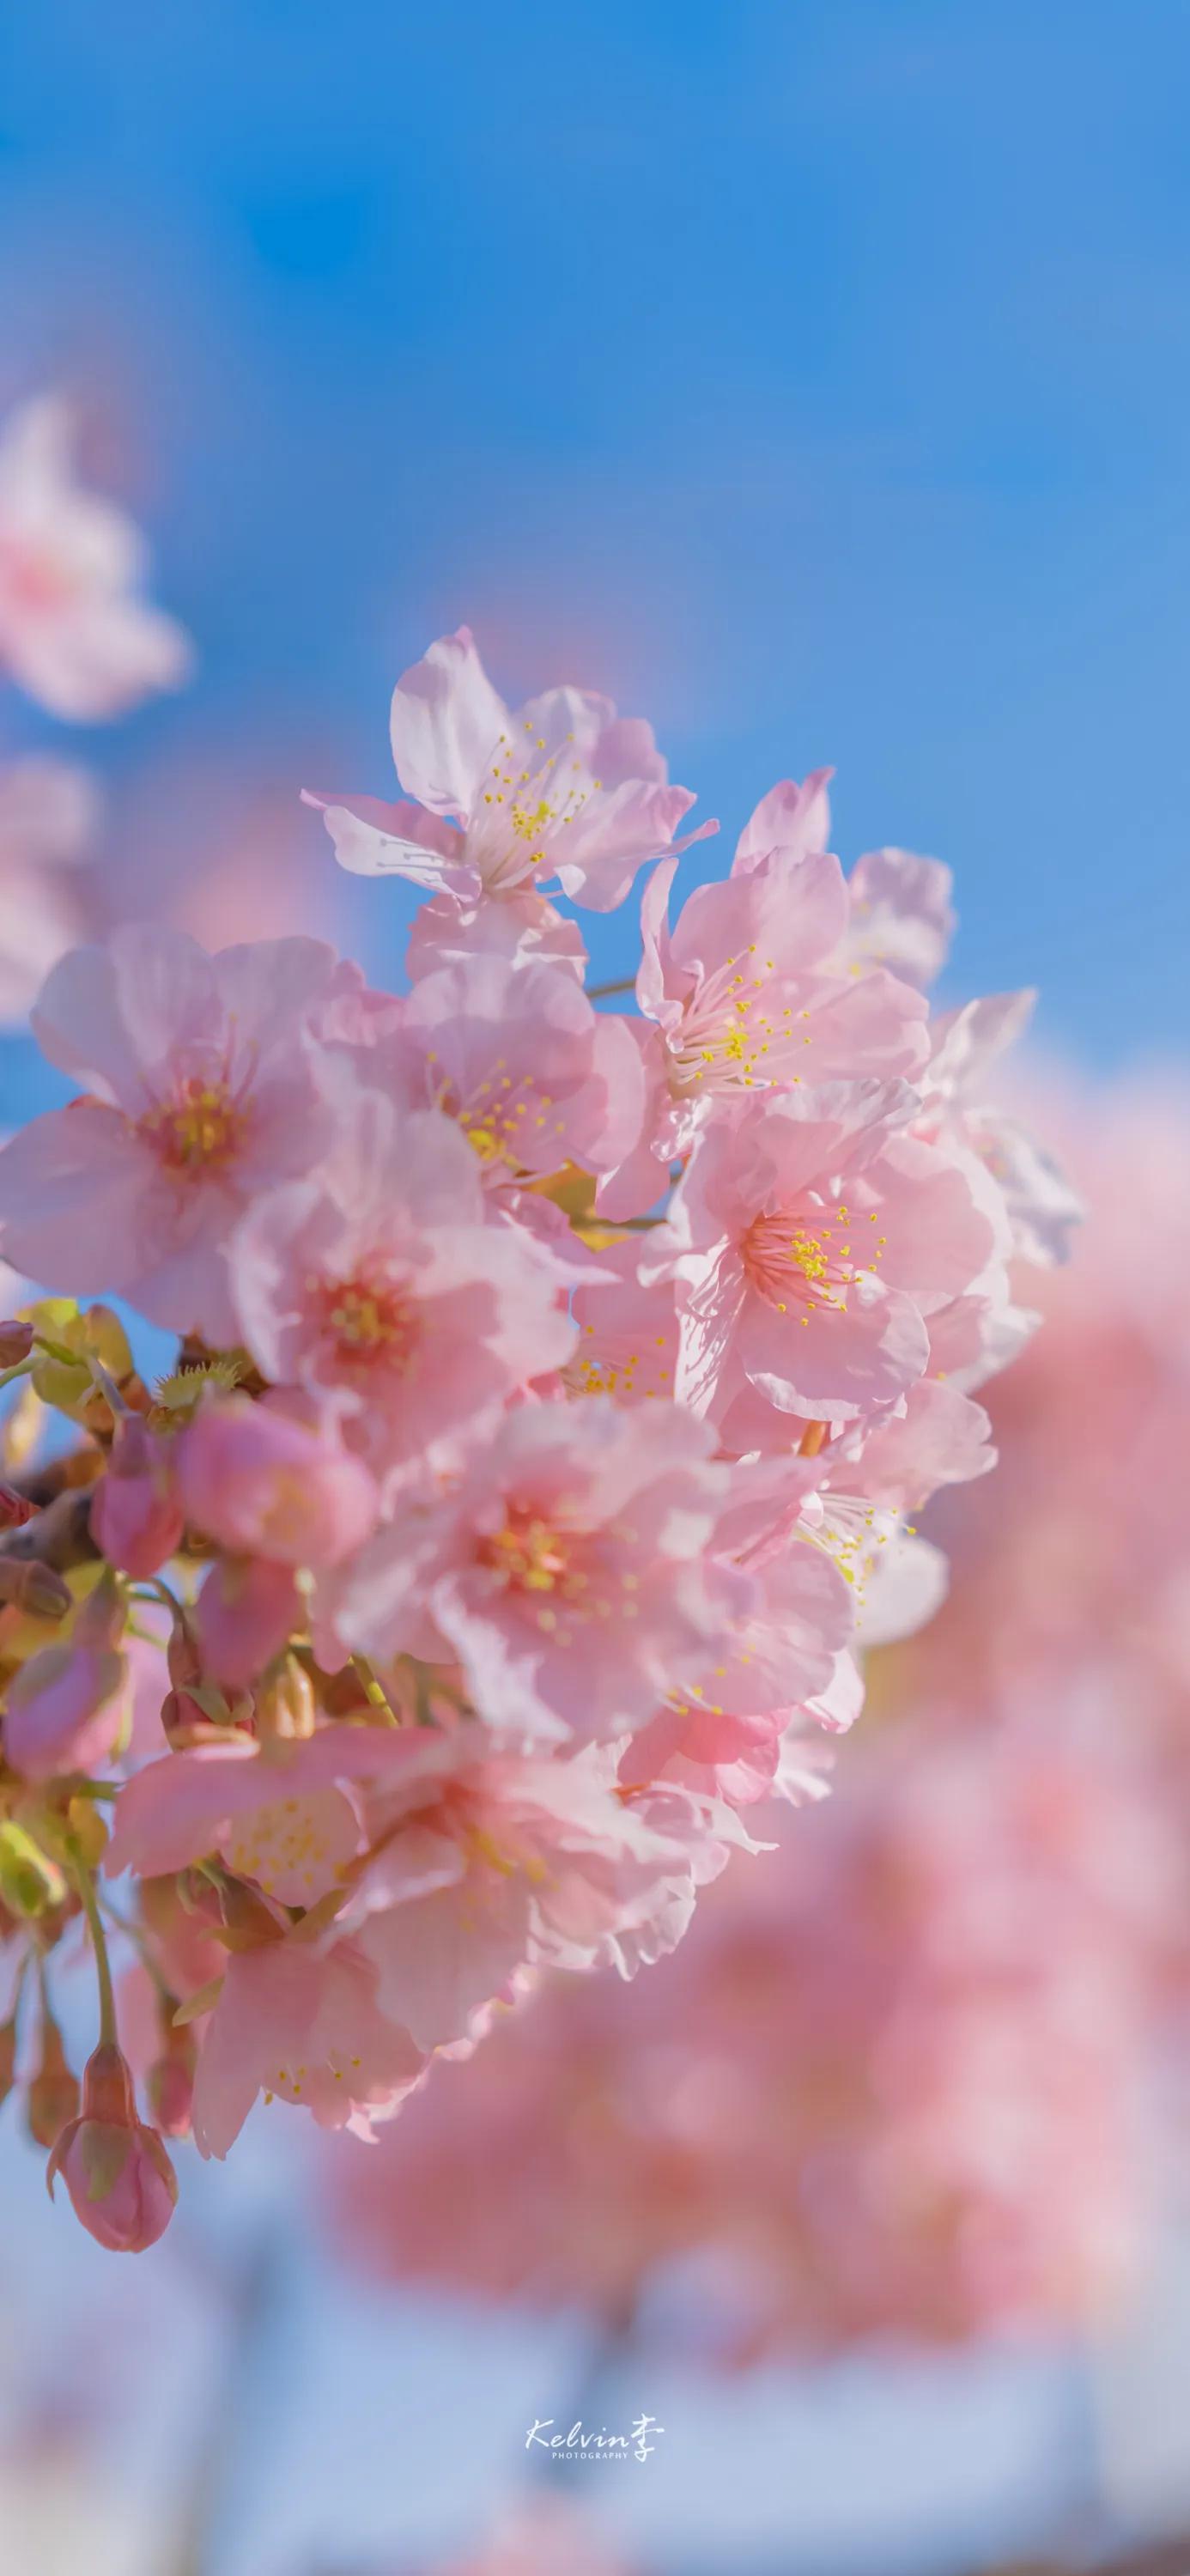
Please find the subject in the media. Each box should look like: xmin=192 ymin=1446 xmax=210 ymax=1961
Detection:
xmin=2 ymin=1 xmax=1189 ymax=1067
xmin=2 ymin=15 xmax=1188 ymax=2561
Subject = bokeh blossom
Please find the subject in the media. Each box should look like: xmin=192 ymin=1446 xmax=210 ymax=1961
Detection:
xmin=0 ymin=397 xmax=191 ymax=720
xmin=0 ymin=755 xmax=99 ymax=1027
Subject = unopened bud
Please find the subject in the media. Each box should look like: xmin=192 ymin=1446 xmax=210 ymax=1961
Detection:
xmin=0 ymin=1820 xmax=68 ymax=1919
xmin=89 ymin=1419 xmax=184 ymax=1581
xmin=0 ymin=1560 xmax=73 ymax=1621
xmin=47 ymin=2043 xmax=178 ymax=2251
xmin=27 ymin=2016 xmax=79 ymax=2148
xmin=0 ymin=1482 xmax=37 ymax=1528
xmin=0 ymin=1321 xmax=34 ymax=1369
xmin=256 ymin=1656 xmax=316 ymax=1744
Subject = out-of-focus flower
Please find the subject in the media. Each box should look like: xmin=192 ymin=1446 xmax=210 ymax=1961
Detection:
xmin=0 ymin=398 xmax=191 ymax=720
xmin=176 ymin=1394 xmax=378 ymax=1567
xmin=335 ymin=1702 xmax=1169 ymax=2354
xmin=0 ymin=756 xmax=99 ymax=1026
xmin=408 ymin=2499 xmax=635 ymax=2576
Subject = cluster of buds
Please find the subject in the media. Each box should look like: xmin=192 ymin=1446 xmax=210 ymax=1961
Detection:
xmin=0 ymin=624 xmax=1075 ymax=2247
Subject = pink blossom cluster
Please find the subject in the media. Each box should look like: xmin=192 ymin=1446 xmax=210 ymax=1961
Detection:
xmin=0 ymin=623 xmax=1066 ymax=2250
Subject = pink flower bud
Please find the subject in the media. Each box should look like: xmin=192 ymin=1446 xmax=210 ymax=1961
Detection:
xmin=89 ymin=1418 xmax=185 ymax=1579
xmin=195 ymin=1554 xmax=302 ymax=1690
xmin=177 ymin=1394 xmax=377 ymax=1568
xmin=0 ymin=1320 xmax=34 ymax=1367
xmin=47 ymin=2044 xmax=178 ymax=2252
xmin=27 ymin=2019 xmax=80 ymax=2149
xmin=3 ymin=1637 xmax=127 ymax=1781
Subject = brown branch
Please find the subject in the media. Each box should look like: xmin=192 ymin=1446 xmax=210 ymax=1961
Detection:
xmin=3 ymin=1448 xmax=101 ymax=1509
xmin=0 ymin=1486 xmax=99 ymax=1573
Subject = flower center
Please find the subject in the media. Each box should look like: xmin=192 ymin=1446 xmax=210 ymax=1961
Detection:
xmin=481 ymin=1509 xmax=572 ymax=1593
xmin=742 ymin=1204 xmax=859 ymax=1313
xmin=319 ymin=1273 xmax=417 ymax=1370
xmin=667 ymin=948 xmax=817 ymax=1097
xmin=141 ymin=1078 xmax=244 ymax=1172
xmin=424 ymin=1049 xmax=564 ymax=1175
xmin=471 ymin=726 xmax=602 ymax=892
xmin=476 ymin=1503 xmax=643 ymax=1643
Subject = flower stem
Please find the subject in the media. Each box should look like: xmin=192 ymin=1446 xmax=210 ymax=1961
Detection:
xmin=70 ymin=1845 xmax=118 ymax=2049
xmin=131 ymin=1573 xmax=185 ymax=1617
xmin=586 ymin=975 xmax=636 ymax=999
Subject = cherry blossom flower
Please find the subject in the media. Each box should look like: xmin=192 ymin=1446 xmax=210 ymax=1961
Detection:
xmin=653 ymin=1081 xmax=1002 ymax=1432
xmin=597 ymin=799 xmax=929 ymax=1216
xmin=405 ymin=881 xmax=588 ymax=983
xmin=836 ymin=843 xmax=956 ymax=986
xmin=0 ymin=924 xmax=350 ymax=1342
xmin=336 ymin=1728 xmax=747 ymax=2049
xmin=325 ymin=1397 xmax=749 ymax=1745
xmin=924 ymin=991 xmax=1084 ymax=1267
xmin=381 ymin=951 xmax=646 ymax=1194
xmin=228 ymin=1062 xmax=578 ymax=1479
xmin=303 ymin=623 xmax=714 ymax=914
xmin=0 ymin=398 xmax=191 ymax=720
xmin=191 ymin=1926 xmax=427 ymax=2158
xmin=104 ymin=1725 xmax=382 ymax=1906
